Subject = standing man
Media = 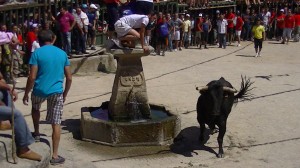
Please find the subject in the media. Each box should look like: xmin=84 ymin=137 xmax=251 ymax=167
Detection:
xmin=225 ymin=8 xmax=235 ymax=45
xmin=217 ymin=14 xmax=228 ymax=49
xmin=57 ymin=6 xmax=75 ymax=56
xmin=195 ymin=13 xmax=203 ymax=48
xmin=87 ymin=4 xmax=99 ymax=50
xmin=242 ymin=9 xmax=251 ymax=41
xmin=276 ymin=9 xmax=285 ymax=41
xmin=252 ymin=18 xmax=265 ymax=57
xmin=166 ymin=13 xmax=174 ymax=52
xmin=294 ymin=10 xmax=300 ymax=42
xmin=235 ymin=11 xmax=244 ymax=47
xmin=183 ymin=14 xmax=191 ymax=49
xmin=172 ymin=13 xmax=182 ymax=52
xmin=23 ymin=30 xmax=72 ymax=165
xmin=261 ymin=8 xmax=271 ymax=39
xmin=282 ymin=9 xmax=295 ymax=45
xmin=73 ymin=5 xmax=89 ymax=55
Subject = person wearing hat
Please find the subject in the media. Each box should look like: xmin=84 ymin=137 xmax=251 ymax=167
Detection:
xmin=87 ymin=4 xmax=99 ymax=50
xmin=252 ymin=18 xmax=265 ymax=57
xmin=183 ymin=14 xmax=191 ymax=48
xmin=276 ymin=9 xmax=285 ymax=41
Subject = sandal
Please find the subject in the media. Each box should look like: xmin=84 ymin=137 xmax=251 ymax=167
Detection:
xmin=50 ymin=155 xmax=65 ymax=165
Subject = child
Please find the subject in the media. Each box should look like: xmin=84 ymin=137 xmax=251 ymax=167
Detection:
xmin=252 ymin=18 xmax=265 ymax=57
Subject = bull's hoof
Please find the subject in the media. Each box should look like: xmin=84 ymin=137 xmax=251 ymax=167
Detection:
xmin=210 ymin=128 xmax=219 ymax=135
xmin=198 ymin=136 xmax=205 ymax=143
xmin=217 ymin=153 xmax=224 ymax=158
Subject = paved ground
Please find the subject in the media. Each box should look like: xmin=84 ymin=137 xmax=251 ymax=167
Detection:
xmin=5 ymin=40 xmax=300 ymax=168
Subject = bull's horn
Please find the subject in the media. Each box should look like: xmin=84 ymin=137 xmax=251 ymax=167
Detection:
xmin=197 ymin=86 xmax=208 ymax=94
xmin=223 ymin=87 xmax=237 ymax=93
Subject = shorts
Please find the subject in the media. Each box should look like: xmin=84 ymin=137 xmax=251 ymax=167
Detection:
xmin=227 ymin=27 xmax=234 ymax=34
xmin=195 ymin=31 xmax=201 ymax=39
xmin=201 ymin=31 xmax=209 ymax=42
xmin=276 ymin=28 xmax=283 ymax=37
xmin=254 ymin=38 xmax=263 ymax=49
xmin=236 ymin=30 xmax=242 ymax=36
xmin=114 ymin=20 xmax=131 ymax=38
xmin=173 ymin=31 xmax=180 ymax=41
xmin=31 ymin=93 xmax=64 ymax=124
xmin=88 ymin=27 xmax=96 ymax=38
xmin=283 ymin=28 xmax=293 ymax=39
xmin=158 ymin=36 xmax=168 ymax=44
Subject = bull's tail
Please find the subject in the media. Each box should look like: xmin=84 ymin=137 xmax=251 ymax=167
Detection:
xmin=234 ymin=76 xmax=255 ymax=103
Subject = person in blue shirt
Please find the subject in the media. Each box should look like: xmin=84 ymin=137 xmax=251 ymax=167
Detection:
xmin=87 ymin=4 xmax=99 ymax=50
xmin=23 ymin=30 xmax=72 ymax=165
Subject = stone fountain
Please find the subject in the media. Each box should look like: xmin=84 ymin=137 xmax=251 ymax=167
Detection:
xmin=80 ymin=46 xmax=180 ymax=146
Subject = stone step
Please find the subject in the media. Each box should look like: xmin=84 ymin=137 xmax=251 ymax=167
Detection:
xmin=0 ymin=130 xmax=51 ymax=168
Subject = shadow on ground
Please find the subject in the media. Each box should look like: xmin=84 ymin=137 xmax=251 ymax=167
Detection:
xmin=170 ymin=126 xmax=218 ymax=157
xmin=235 ymin=54 xmax=255 ymax=57
xmin=61 ymin=119 xmax=82 ymax=140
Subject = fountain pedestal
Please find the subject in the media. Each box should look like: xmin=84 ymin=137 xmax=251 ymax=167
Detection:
xmin=109 ymin=48 xmax=150 ymax=121
xmin=80 ymin=47 xmax=181 ymax=146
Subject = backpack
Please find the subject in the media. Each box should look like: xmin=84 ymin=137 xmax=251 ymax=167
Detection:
xmin=159 ymin=23 xmax=169 ymax=37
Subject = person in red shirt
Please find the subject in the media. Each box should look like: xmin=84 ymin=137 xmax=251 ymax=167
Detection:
xmin=276 ymin=9 xmax=285 ymax=41
xmin=226 ymin=8 xmax=235 ymax=45
xmin=26 ymin=23 xmax=39 ymax=64
xmin=235 ymin=11 xmax=244 ymax=46
xmin=195 ymin=13 xmax=203 ymax=48
xmin=293 ymin=10 xmax=300 ymax=42
xmin=282 ymin=9 xmax=295 ymax=44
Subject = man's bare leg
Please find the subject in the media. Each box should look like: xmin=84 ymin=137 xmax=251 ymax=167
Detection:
xmin=32 ymin=109 xmax=40 ymax=136
xmin=52 ymin=124 xmax=61 ymax=159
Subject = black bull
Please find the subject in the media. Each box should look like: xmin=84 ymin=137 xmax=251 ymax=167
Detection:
xmin=196 ymin=76 xmax=254 ymax=158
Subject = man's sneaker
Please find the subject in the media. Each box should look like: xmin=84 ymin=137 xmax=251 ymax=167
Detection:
xmin=237 ymin=44 xmax=241 ymax=47
xmin=258 ymin=52 xmax=261 ymax=57
xmin=32 ymin=134 xmax=40 ymax=142
xmin=255 ymin=52 xmax=259 ymax=57
xmin=91 ymin=46 xmax=96 ymax=50
xmin=179 ymin=47 xmax=182 ymax=51
xmin=174 ymin=49 xmax=178 ymax=52
xmin=50 ymin=155 xmax=65 ymax=165
xmin=162 ymin=51 xmax=165 ymax=56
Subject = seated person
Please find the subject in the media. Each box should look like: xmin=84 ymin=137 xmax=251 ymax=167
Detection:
xmin=114 ymin=13 xmax=156 ymax=52
xmin=0 ymin=78 xmax=42 ymax=161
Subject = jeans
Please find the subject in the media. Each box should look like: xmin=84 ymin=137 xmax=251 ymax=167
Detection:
xmin=74 ymin=27 xmax=87 ymax=53
xmin=294 ymin=26 xmax=300 ymax=42
xmin=242 ymin=24 xmax=251 ymax=41
xmin=61 ymin=32 xmax=71 ymax=55
xmin=168 ymin=33 xmax=173 ymax=50
xmin=0 ymin=90 xmax=34 ymax=148
xmin=218 ymin=33 xmax=226 ymax=48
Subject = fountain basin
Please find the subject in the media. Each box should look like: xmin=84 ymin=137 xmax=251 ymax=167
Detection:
xmin=80 ymin=101 xmax=181 ymax=146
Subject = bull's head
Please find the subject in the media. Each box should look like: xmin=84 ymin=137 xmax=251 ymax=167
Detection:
xmin=196 ymin=85 xmax=237 ymax=115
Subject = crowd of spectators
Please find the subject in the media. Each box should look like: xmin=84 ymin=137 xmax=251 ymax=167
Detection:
xmin=0 ymin=3 xmax=100 ymax=84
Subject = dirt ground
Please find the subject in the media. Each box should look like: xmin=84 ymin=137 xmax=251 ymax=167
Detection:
xmin=12 ymin=40 xmax=300 ymax=168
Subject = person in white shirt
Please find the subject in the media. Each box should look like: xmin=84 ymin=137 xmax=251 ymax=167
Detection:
xmin=261 ymin=8 xmax=271 ymax=38
xmin=73 ymin=5 xmax=89 ymax=55
xmin=217 ymin=14 xmax=228 ymax=49
xmin=114 ymin=13 xmax=156 ymax=52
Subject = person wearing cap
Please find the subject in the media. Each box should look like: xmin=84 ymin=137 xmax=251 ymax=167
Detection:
xmin=183 ymin=14 xmax=191 ymax=49
xmin=252 ymin=18 xmax=265 ymax=57
xmin=282 ymin=9 xmax=295 ymax=44
xmin=87 ymin=4 xmax=99 ymax=50
xmin=73 ymin=5 xmax=89 ymax=55
xmin=276 ymin=9 xmax=285 ymax=41
xmin=195 ymin=13 xmax=203 ymax=48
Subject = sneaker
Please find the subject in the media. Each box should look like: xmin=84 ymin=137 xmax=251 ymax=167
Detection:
xmin=174 ymin=49 xmax=178 ymax=52
xmin=179 ymin=47 xmax=182 ymax=51
xmin=162 ymin=52 xmax=165 ymax=56
xmin=255 ymin=52 xmax=259 ymax=57
xmin=50 ymin=155 xmax=65 ymax=165
xmin=258 ymin=52 xmax=261 ymax=57
xmin=237 ymin=44 xmax=241 ymax=47
xmin=91 ymin=46 xmax=96 ymax=50
xmin=32 ymin=134 xmax=40 ymax=142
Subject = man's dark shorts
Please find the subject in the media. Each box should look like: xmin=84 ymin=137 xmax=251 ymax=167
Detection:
xmin=88 ymin=27 xmax=96 ymax=38
xmin=227 ymin=27 xmax=234 ymax=34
